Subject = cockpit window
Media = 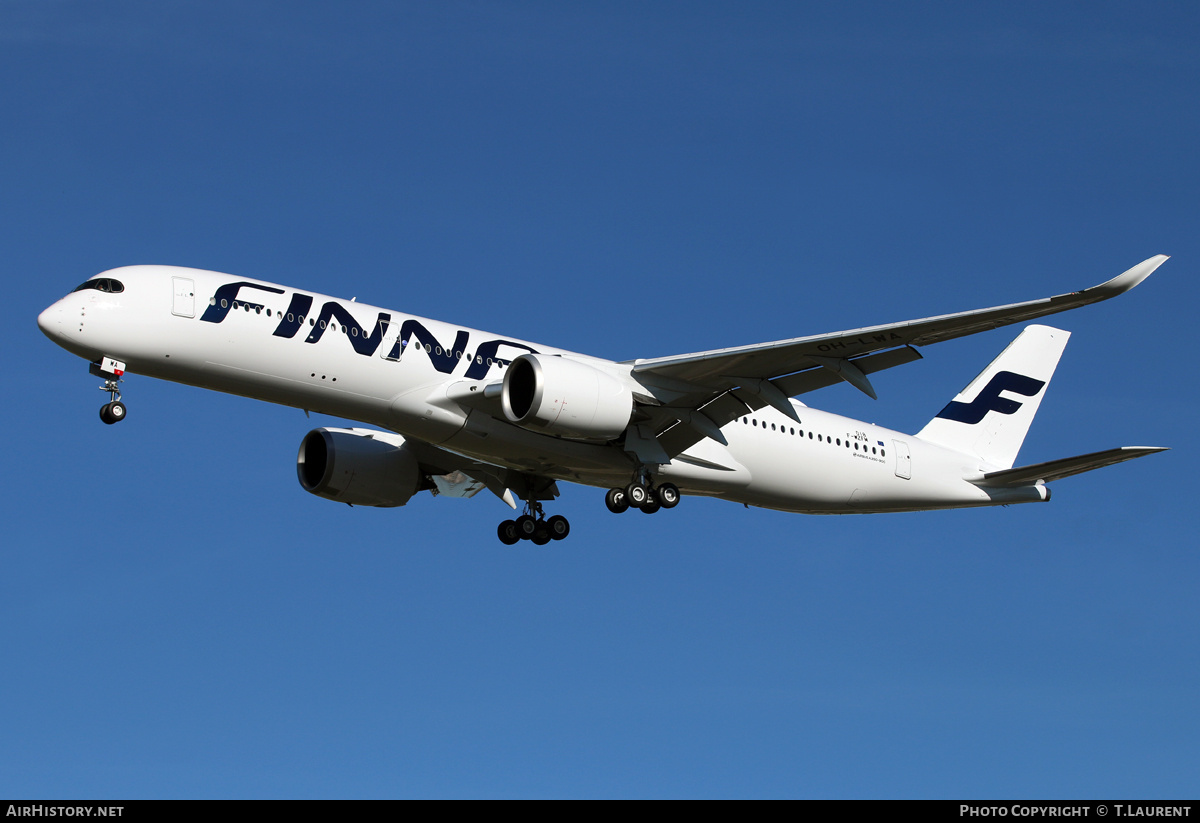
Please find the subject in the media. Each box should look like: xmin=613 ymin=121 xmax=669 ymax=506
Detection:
xmin=72 ymin=278 xmax=125 ymax=294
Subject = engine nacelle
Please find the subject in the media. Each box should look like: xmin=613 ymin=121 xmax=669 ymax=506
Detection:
xmin=501 ymin=354 xmax=633 ymax=441
xmin=297 ymin=427 xmax=422 ymax=507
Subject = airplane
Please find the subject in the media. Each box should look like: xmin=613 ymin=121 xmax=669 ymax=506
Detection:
xmin=37 ymin=256 xmax=1169 ymax=544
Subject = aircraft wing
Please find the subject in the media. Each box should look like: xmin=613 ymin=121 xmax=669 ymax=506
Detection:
xmin=404 ymin=438 xmax=559 ymax=509
xmin=633 ymin=255 xmax=1165 ymax=386
xmin=629 ymin=256 xmax=1166 ymax=458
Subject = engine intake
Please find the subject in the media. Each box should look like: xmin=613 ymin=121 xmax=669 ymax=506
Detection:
xmin=297 ymin=427 xmax=421 ymax=507
xmin=501 ymin=354 xmax=633 ymax=441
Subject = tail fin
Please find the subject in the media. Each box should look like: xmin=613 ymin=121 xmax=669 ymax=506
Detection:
xmin=915 ymin=325 xmax=1069 ymax=469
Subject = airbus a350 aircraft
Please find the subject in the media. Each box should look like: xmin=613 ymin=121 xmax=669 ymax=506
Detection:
xmin=38 ymin=256 xmax=1168 ymax=544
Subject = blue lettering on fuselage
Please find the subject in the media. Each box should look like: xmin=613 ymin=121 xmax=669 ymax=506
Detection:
xmin=272 ymin=293 xmax=314 ymax=338
xmin=389 ymin=320 xmax=469 ymax=373
xmin=465 ymin=339 xmax=538 ymax=380
xmin=202 ymin=281 xmax=538 ymax=374
xmin=199 ymin=282 xmax=285 ymax=323
xmin=305 ymin=301 xmax=392 ymax=356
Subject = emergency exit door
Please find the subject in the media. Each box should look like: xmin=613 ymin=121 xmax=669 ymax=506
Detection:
xmin=172 ymin=277 xmax=195 ymax=318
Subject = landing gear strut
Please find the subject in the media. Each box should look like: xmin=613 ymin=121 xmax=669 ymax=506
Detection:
xmin=92 ymin=358 xmax=128 ymax=425
xmin=497 ymin=500 xmax=571 ymax=545
xmin=605 ymin=479 xmax=681 ymax=515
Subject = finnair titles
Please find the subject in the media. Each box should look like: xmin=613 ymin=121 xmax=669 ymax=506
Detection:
xmin=38 ymin=256 xmax=1169 ymax=544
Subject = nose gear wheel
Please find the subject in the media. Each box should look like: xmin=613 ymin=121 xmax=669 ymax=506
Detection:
xmin=100 ymin=400 xmax=127 ymax=425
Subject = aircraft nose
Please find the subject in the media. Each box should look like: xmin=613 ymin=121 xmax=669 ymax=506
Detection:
xmin=37 ymin=302 xmax=63 ymax=339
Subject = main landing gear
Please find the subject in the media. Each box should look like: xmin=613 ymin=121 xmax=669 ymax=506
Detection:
xmin=604 ymin=481 xmax=681 ymax=515
xmin=497 ymin=500 xmax=571 ymax=546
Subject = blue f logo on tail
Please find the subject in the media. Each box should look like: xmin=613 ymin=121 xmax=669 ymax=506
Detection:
xmin=935 ymin=371 xmax=1046 ymax=425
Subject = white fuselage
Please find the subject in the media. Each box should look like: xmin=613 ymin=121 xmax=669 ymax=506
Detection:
xmin=38 ymin=265 xmax=1046 ymax=514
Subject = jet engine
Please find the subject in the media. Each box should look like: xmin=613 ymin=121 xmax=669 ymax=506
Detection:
xmin=297 ymin=427 xmax=422 ymax=507
xmin=501 ymin=353 xmax=633 ymax=441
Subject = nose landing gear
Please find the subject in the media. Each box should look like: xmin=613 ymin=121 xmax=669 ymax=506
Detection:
xmin=100 ymin=398 xmax=127 ymax=425
xmin=91 ymin=357 xmax=128 ymax=425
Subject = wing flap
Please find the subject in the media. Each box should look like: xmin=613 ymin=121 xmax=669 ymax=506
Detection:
xmin=403 ymin=438 xmax=558 ymax=507
xmin=653 ymin=346 xmax=923 ymax=457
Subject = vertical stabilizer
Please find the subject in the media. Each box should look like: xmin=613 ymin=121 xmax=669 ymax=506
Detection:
xmin=915 ymin=325 xmax=1069 ymax=469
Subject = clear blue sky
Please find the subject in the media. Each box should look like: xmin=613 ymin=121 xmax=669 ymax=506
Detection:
xmin=5 ymin=1 xmax=1198 ymax=798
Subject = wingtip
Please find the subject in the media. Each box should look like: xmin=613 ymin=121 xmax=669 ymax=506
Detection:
xmin=1090 ymin=254 xmax=1169 ymax=297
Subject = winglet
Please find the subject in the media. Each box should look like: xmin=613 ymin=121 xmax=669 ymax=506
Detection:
xmin=1076 ymin=254 xmax=1168 ymax=300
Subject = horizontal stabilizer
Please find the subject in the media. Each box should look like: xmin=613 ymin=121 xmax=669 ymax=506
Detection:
xmin=969 ymin=446 xmax=1168 ymax=487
